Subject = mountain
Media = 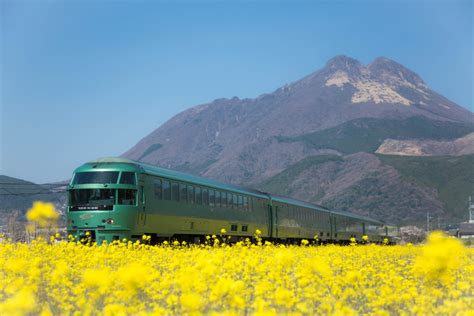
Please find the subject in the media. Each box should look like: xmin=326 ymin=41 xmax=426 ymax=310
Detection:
xmin=0 ymin=175 xmax=67 ymax=227
xmin=123 ymin=56 xmax=474 ymax=225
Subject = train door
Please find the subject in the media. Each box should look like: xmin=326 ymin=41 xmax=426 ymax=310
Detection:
xmin=138 ymin=180 xmax=146 ymax=227
xmin=330 ymin=216 xmax=337 ymax=240
xmin=273 ymin=205 xmax=278 ymax=238
xmin=267 ymin=204 xmax=273 ymax=238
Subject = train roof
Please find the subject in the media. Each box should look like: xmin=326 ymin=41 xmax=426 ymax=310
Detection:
xmin=270 ymin=195 xmax=331 ymax=212
xmin=82 ymin=157 xmax=269 ymax=198
xmin=270 ymin=194 xmax=384 ymax=224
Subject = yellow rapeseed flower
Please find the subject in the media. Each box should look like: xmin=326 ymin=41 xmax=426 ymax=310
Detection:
xmin=26 ymin=201 xmax=60 ymax=227
xmin=414 ymin=231 xmax=466 ymax=284
xmin=0 ymin=230 xmax=472 ymax=314
xmin=180 ymin=293 xmax=203 ymax=312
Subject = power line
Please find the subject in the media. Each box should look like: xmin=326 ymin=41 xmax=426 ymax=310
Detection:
xmin=0 ymin=191 xmax=67 ymax=196
xmin=0 ymin=182 xmax=68 ymax=186
xmin=0 ymin=182 xmax=67 ymax=196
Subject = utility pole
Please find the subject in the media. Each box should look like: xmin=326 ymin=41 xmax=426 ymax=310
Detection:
xmin=427 ymin=211 xmax=430 ymax=232
xmin=469 ymin=196 xmax=474 ymax=223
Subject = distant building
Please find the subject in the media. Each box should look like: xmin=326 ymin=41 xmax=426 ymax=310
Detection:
xmin=459 ymin=223 xmax=474 ymax=238
xmin=459 ymin=196 xmax=474 ymax=238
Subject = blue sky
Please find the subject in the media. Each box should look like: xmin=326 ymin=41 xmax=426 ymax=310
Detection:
xmin=1 ymin=0 xmax=472 ymax=183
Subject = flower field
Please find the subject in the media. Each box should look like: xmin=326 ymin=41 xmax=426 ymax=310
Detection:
xmin=0 ymin=232 xmax=472 ymax=316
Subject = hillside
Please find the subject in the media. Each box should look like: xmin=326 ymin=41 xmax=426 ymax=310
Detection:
xmin=377 ymin=155 xmax=474 ymax=221
xmin=0 ymin=175 xmax=67 ymax=227
xmin=122 ymin=55 xmax=474 ymax=225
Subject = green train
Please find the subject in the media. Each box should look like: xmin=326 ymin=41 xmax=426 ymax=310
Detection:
xmin=66 ymin=157 xmax=397 ymax=244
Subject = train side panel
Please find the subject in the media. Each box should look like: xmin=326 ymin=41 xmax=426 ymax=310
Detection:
xmin=132 ymin=173 xmax=270 ymax=239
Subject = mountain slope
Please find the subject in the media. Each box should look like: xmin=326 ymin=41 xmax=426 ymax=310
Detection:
xmin=278 ymin=116 xmax=474 ymax=155
xmin=376 ymin=132 xmax=474 ymax=156
xmin=0 ymin=175 xmax=67 ymax=226
xmin=123 ymin=55 xmax=474 ymax=224
xmin=378 ymin=155 xmax=474 ymax=222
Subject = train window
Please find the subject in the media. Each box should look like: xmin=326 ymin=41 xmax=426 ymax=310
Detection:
xmin=172 ymin=183 xmax=179 ymax=201
xmin=242 ymin=225 xmax=248 ymax=232
xmin=73 ymin=171 xmax=119 ymax=184
xmin=188 ymin=186 xmax=194 ymax=204
xmin=153 ymin=179 xmax=162 ymax=199
xmin=209 ymin=190 xmax=215 ymax=206
xmin=179 ymin=184 xmax=187 ymax=202
xmin=202 ymin=188 xmax=209 ymax=205
xmin=118 ymin=189 xmax=137 ymax=205
xmin=195 ymin=187 xmax=202 ymax=205
xmin=231 ymin=224 xmax=238 ymax=231
xmin=220 ymin=192 xmax=225 ymax=207
xmin=221 ymin=192 xmax=227 ymax=207
xmin=69 ymin=189 xmax=116 ymax=209
xmin=230 ymin=194 xmax=236 ymax=208
xmin=119 ymin=172 xmax=136 ymax=185
xmin=227 ymin=192 xmax=233 ymax=208
xmin=238 ymin=196 xmax=243 ymax=209
xmin=233 ymin=194 xmax=238 ymax=208
xmin=163 ymin=181 xmax=171 ymax=200
xmin=215 ymin=191 xmax=221 ymax=206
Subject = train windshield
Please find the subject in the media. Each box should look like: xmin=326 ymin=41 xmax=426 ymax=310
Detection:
xmin=69 ymin=189 xmax=116 ymax=207
xmin=72 ymin=172 xmax=119 ymax=184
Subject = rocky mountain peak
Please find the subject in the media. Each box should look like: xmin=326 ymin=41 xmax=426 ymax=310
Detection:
xmin=322 ymin=56 xmax=433 ymax=106
xmin=325 ymin=55 xmax=362 ymax=70
xmin=369 ymin=56 xmax=427 ymax=89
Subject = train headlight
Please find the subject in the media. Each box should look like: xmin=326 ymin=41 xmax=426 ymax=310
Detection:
xmin=105 ymin=218 xmax=115 ymax=224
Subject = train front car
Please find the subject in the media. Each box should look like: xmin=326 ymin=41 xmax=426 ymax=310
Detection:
xmin=66 ymin=158 xmax=142 ymax=244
